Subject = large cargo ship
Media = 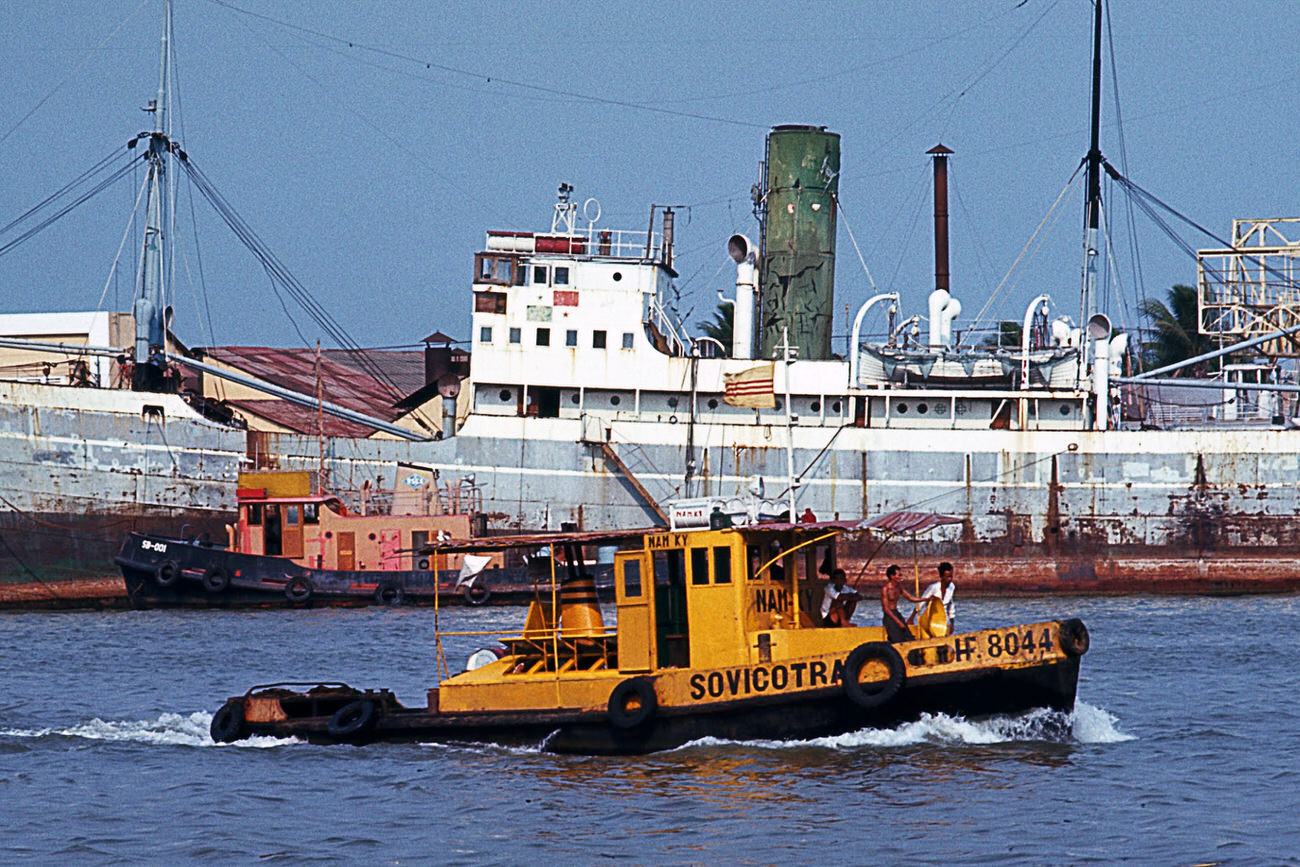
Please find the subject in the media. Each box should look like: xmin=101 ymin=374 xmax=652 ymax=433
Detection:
xmin=3 ymin=1 xmax=1299 ymax=604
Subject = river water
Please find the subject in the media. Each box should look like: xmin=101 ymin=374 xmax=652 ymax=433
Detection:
xmin=2 ymin=595 xmax=1297 ymax=864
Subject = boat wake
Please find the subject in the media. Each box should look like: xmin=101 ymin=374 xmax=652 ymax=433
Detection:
xmin=0 ymin=711 xmax=296 ymax=748
xmin=682 ymin=701 xmax=1132 ymax=752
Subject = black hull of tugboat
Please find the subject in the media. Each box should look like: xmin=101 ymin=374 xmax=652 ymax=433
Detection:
xmin=115 ymin=532 xmax=527 ymax=609
xmin=221 ymin=658 xmax=1080 ymax=754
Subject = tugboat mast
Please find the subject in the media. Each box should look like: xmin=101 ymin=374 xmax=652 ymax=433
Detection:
xmin=1080 ymin=0 xmax=1104 ymax=334
xmin=132 ymin=0 xmax=173 ymax=391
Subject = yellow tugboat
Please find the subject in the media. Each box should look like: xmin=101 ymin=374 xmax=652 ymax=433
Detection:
xmin=211 ymin=512 xmax=1089 ymax=754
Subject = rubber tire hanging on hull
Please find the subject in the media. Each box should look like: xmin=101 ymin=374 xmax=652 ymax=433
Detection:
xmin=843 ymin=642 xmax=906 ymax=709
xmin=285 ymin=576 xmax=313 ymax=604
xmin=154 ymin=559 xmax=180 ymax=588
xmin=327 ymin=699 xmax=377 ymax=739
xmin=461 ymin=581 xmax=491 ymax=606
xmin=1058 ymin=618 xmax=1090 ymax=656
xmin=210 ymin=702 xmax=245 ymax=743
xmin=607 ymin=677 xmax=657 ymax=730
xmin=202 ymin=566 xmax=230 ymax=593
xmin=374 ymin=582 xmax=405 ymax=606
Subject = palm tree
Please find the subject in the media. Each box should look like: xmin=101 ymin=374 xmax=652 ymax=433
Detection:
xmin=1138 ymin=284 xmax=1215 ymax=375
xmin=979 ymin=321 xmax=1023 ymax=348
xmin=699 ymin=303 xmax=733 ymax=356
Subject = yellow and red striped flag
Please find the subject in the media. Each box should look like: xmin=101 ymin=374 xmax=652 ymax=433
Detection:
xmin=723 ymin=363 xmax=776 ymax=408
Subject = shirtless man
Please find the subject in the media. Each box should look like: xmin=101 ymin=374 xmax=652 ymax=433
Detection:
xmin=880 ymin=564 xmax=921 ymax=643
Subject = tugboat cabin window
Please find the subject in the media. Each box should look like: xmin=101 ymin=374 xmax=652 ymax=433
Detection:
xmin=285 ymin=505 xmax=300 ymax=526
xmin=653 ymin=549 xmax=685 ymax=586
xmin=303 ymin=503 xmax=319 ymax=524
xmin=536 ymin=328 xmax=551 ymax=347
xmin=475 ymin=254 xmax=518 ymax=286
xmin=690 ymin=547 xmax=709 ymax=584
xmin=554 ymin=267 xmax=570 ymax=286
xmin=246 ymin=504 xmax=263 ymax=526
xmin=474 ymin=291 xmax=507 ymax=314
xmin=593 ymin=330 xmax=607 ymax=349
xmin=622 ymin=558 xmax=642 ymax=598
xmin=713 ymin=546 xmax=732 ymax=584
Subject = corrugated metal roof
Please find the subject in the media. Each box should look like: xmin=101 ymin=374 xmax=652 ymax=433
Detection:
xmin=205 ymin=346 xmax=428 ymax=435
xmin=858 ymin=511 xmax=963 ymax=535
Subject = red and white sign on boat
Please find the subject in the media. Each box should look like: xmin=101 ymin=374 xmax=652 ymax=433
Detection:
xmin=723 ymin=363 xmax=776 ymax=409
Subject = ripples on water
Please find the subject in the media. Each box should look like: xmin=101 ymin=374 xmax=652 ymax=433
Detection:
xmin=1 ymin=596 xmax=1298 ymax=863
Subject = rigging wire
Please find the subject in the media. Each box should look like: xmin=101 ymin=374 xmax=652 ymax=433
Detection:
xmin=0 ymin=154 xmax=138 ymax=259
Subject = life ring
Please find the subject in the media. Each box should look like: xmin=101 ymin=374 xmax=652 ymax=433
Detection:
xmin=327 ymin=699 xmax=376 ymax=738
xmin=374 ymin=582 xmax=405 ymax=606
xmin=1058 ymin=618 xmax=1090 ymax=657
xmin=285 ymin=576 xmax=313 ymax=604
xmin=154 ymin=559 xmax=181 ymax=588
xmin=202 ymin=566 xmax=230 ymax=593
xmin=607 ymin=677 xmax=657 ymax=730
xmin=461 ymin=580 xmax=491 ymax=606
xmin=843 ymin=642 xmax=906 ymax=709
xmin=210 ymin=702 xmax=245 ymax=743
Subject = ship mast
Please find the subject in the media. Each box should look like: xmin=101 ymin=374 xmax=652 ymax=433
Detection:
xmin=132 ymin=0 xmax=173 ymax=391
xmin=1079 ymin=0 xmax=1104 ymax=344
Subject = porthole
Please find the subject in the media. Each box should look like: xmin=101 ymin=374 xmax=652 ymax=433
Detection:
xmin=667 ymin=396 xmax=679 ymax=409
xmin=613 ymin=272 xmax=623 ymax=282
xmin=610 ymin=395 xmax=621 ymax=406
xmin=707 ymin=398 xmax=719 ymax=409
xmin=831 ymin=401 xmax=841 ymax=413
xmin=1059 ymin=405 xmax=1071 ymax=416
xmin=499 ymin=389 xmax=512 ymax=402
xmin=934 ymin=403 xmax=949 ymax=416
xmin=917 ymin=403 xmax=928 ymax=415
xmin=774 ymin=399 xmax=783 ymax=411
xmin=897 ymin=403 xmax=909 ymax=414
xmin=810 ymin=401 xmax=821 ymax=413
xmin=570 ymin=394 xmax=580 ymax=405
xmin=368 ymin=533 xmax=377 ymax=541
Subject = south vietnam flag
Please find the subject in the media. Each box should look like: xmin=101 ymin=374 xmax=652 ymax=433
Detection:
xmin=723 ymin=362 xmax=776 ymax=409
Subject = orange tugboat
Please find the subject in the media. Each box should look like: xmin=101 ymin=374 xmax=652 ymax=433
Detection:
xmin=210 ymin=510 xmax=1089 ymax=753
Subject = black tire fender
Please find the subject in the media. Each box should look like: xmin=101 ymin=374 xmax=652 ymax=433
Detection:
xmin=1058 ymin=618 xmax=1090 ymax=657
xmin=210 ymin=702 xmax=245 ymax=743
xmin=607 ymin=677 xmax=657 ymax=730
xmin=285 ymin=575 xmax=313 ymax=604
xmin=461 ymin=580 xmax=491 ymax=606
xmin=327 ymin=699 xmax=377 ymax=739
xmin=154 ymin=559 xmax=181 ymax=588
xmin=202 ymin=566 xmax=230 ymax=593
xmin=843 ymin=641 xmax=906 ymax=709
xmin=374 ymin=582 xmax=405 ymax=606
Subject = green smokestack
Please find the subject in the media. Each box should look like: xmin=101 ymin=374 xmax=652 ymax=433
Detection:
xmin=759 ymin=125 xmax=840 ymax=360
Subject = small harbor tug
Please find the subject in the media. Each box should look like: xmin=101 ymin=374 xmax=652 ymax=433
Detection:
xmin=211 ymin=508 xmax=1089 ymax=753
xmin=115 ymin=471 xmax=507 ymax=607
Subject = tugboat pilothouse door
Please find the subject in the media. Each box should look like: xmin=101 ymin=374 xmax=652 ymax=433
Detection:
xmin=614 ymin=551 xmax=653 ymax=672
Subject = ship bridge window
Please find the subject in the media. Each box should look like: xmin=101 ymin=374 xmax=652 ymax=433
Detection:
xmin=554 ymin=266 xmax=570 ymax=286
xmin=713 ymin=546 xmax=732 ymax=584
xmin=509 ymin=327 xmax=521 ymax=344
xmin=537 ymin=328 xmax=551 ymax=347
xmin=566 ymin=330 xmax=578 ymax=347
xmin=480 ymin=326 xmax=493 ymax=343
xmin=593 ymin=330 xmax=607 ymax=349
xmin=474 ymin=291 xmax=507 ymax=314
xmin=533 ymin=265 xmax=548 ymax=285
xmin=622 ymin=332 xmax=634 ymax=350
xmin=690 ymin=547 xmax=709 ymax=585
xmin=303 ymin=503 xmax=319 ymax=524
xmin=475 ymin=254 xmax=519 ymax=286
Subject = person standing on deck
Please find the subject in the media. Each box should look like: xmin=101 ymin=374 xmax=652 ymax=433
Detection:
xmin=915 ymin=561 xmax=957 ymax=632
xmin=881 ymin=564 xmax=920 ymax=643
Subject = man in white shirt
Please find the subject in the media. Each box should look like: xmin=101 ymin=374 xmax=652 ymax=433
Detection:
xmin=820 ymin=568 xmax=859 ymax=627
xmin=916 ymin=561 xmax=956 ymax=632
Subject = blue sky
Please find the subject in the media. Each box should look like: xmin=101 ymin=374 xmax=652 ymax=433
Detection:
xmin=1 ymin=1 xmax=1294 ymax=352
